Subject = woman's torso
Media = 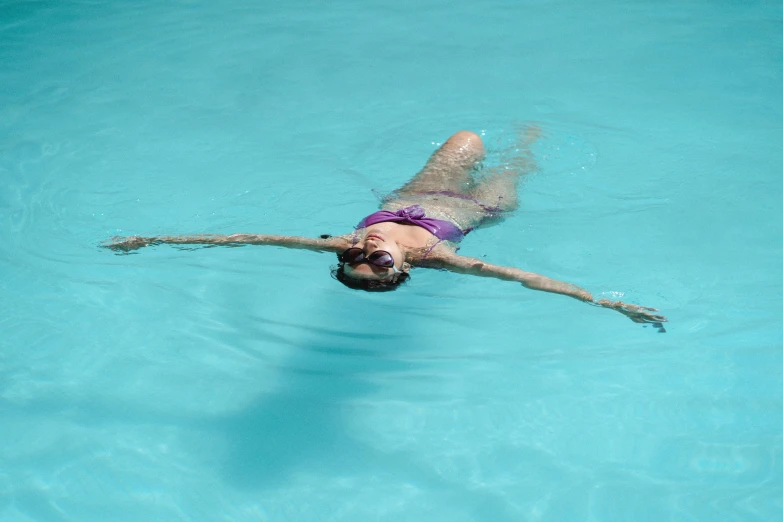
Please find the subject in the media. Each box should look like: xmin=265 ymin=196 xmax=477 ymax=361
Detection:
xmin=337 ymin=192 xmax=505 ymax=258
xmin=380 ymin=192 xmax=498 ymax=233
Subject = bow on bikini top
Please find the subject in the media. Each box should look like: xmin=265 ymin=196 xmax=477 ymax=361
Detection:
xmin=356 ymin=205 xmax=465 ymax=242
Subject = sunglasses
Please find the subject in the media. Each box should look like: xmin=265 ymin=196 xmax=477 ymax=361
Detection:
xmin=339 ymin=247 xmax=399 ymax=272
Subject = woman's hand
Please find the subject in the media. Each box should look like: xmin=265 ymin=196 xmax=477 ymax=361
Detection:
xmin=596 ymin=299 xmax=667 ymax=327
xmin=104 ymin=236 xmax=154 ymax=253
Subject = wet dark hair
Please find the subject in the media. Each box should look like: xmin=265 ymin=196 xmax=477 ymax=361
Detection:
xmin=331 ymin=263 xmax=410 ymax=292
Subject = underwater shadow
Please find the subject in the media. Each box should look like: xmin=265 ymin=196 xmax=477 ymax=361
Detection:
xmin=204 ymin=293 xmax=522 ymax=520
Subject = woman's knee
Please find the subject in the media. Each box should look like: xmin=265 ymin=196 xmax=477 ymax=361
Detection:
xmin=444 ymin=130 xmax=485 ymax=158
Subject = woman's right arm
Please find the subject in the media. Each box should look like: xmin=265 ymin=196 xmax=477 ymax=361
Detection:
xmin=417 ymin=249 xmax=667 ymax=325
xmin=104 ymin=233 xmax=350 ymax=253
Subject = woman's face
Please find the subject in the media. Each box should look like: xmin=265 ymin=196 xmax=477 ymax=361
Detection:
xmin=342 ymin=229 xmax=406 ymax=281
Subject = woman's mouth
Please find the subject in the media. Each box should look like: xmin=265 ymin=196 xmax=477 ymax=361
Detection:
xmin=366 ymin=233 xmax=384 ymax=242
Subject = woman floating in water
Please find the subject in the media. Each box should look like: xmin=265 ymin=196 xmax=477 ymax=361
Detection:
xmin=108 ymin=128 xmax=667 ymax=327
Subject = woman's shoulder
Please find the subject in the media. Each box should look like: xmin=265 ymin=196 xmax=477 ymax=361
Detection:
xmin=406 ymin=241 xmax=458 ymax=267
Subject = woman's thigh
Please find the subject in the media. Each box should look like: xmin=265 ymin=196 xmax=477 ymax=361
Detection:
xmin=469 ymin=170 xmax=520 ymax=212
xmin=395 ymin=131 xmax=485 ymax=196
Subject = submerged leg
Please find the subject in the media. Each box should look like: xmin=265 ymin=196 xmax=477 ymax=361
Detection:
xmin=395 ymin=131 xmax=485 ymax=196
xmin=469 ymin=125 xmax=541 ymax=212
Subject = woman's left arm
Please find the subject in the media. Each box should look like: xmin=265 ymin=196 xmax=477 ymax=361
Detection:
xmin=422 ymin=251 xmax=667 ymax=324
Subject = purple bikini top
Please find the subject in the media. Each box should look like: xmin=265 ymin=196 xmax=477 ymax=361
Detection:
xmin=356 ymin=205 xmax=465 ymax=242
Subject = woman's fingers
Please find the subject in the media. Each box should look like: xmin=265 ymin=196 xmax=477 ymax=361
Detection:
xmin=104 ymin=236 xmax=148 ymax=252
xmin=633 ymin=312 xmax=668 ymax=324
xmin=596 ymin=300 xmax=667 ymax=324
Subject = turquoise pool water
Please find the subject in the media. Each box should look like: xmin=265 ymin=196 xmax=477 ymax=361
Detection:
xmin=2 ymin=0 xmax=782 ymax=520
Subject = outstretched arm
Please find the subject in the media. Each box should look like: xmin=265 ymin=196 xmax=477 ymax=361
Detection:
xmin=421 ymin=251 xmax=667 ymax=325
xmin=105 ymin=233 xmax=350 ymax=254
